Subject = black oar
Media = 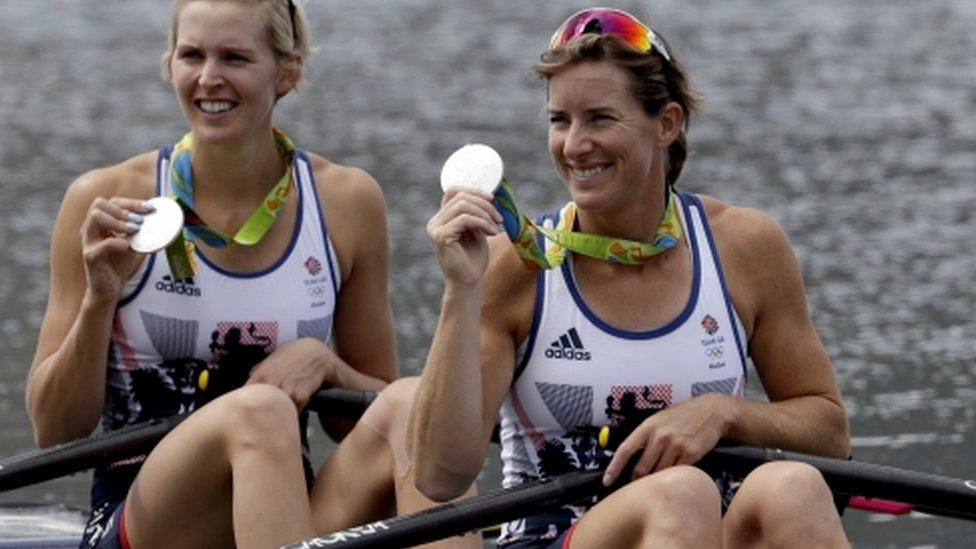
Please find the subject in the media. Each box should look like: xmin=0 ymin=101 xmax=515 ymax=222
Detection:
xmin=700 ymin=446 xmax=976 ymax=521
xmin=284 ymin=469 xmax=605 ymax=549
xmin=283 ymin=446 xmax=976 ymax=549
xmin=0 ymin=387 xmax=377 ymax=493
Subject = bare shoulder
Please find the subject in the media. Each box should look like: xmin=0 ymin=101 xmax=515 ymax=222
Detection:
xmin=483 ymin=235 xmax=537 ymax=342
xmin=695 ymin=193 xmax=801 ymax=334
xmin=46 ymin=151 xmax=158 ymax=307
xmin=305 ymin=152 xmax=388 ymax=280
xmin=697 ymin=194 xmax=792 ymax=261
xmin=61 ymin=151 xmax=158 ymax=214
xmin=306 ymin=152 xmax=385 ymax=213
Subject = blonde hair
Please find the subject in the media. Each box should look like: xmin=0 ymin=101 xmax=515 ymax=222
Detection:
xmin=535 ymin=34 xmax=701 ymax=187
xmin=160 ymin=0 xmax=312 ymax=92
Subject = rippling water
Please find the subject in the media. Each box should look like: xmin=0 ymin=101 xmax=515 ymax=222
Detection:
xmin=1 ymin=1 xmax=973 ymax=546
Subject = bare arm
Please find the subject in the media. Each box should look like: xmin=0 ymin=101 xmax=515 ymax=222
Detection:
xmin=327 ymin=166 xmax=398 ymax=391
xmin=247 ymin=161 xmax=398 ymax=439
xmin=26 ymin=159 xmax=155 ymax=446
xmin=717 ymin=205 xmax=849 ymax=456
xmin=604 ymin=202 xmax=849 ymax=484
xmin=410 ymin=189 xmax=531 ymax=502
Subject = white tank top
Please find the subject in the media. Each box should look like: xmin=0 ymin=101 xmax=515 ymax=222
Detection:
xmin=91 ymin=147 xmax=341 ymax=507
xmin=103 ymin=148 xmax=341 ymax=429
xmin=498 ymin=192 xmax=748 ymax=489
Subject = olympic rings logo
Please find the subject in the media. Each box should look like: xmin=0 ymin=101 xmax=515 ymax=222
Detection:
xmin=308 ymin=285 xmax=326 ymax=299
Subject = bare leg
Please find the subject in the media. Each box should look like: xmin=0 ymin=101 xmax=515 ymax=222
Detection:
xmin=723 ymin=461 xmax=849 ymax=549
xmin=309 ymin=398 xmax=397 ymax=532
xmin=124 ymin=384 xmax=314 ymax=549
xmin=568 ymin=465 xmax=722 ymax=549
xmin=311 ymin=377 xmax=480 ymax=548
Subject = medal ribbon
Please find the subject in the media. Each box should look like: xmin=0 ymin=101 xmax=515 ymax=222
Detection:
xmin=492 ymin=180 xmax=682 ymax=271
xmin=164 ymin=128 xmax=296 ymax=280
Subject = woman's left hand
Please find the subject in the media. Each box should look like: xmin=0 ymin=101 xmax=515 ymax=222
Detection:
xmin=247 ymin=337 xmax=335 ymax=410
xmin=601 ymin=394 xmax=730 ymax=486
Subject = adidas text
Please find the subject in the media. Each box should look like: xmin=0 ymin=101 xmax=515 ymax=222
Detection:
xmin=546 ymin=327 xmax=590 ymax=361
xmin=155 ymin=277 xmax=201 ymax=297
xmin=544 ymin=348 xmax=591 ymax=361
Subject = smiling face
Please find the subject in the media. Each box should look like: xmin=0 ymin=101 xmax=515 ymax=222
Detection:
xmin=169 ymin=1 xmax=296 ymax=144
xmin=547 ymin=60 xmax=670 ymax=216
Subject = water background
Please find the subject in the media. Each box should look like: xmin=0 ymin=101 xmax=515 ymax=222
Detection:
xmin=1 ymin=0 xmax=974 ymax=546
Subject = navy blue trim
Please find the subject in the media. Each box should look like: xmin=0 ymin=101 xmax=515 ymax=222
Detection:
xmin=686 ymin=192 xmax=749 ymax=385
xmin=511 ymin=210 xmax=561 ymax=383
xmin=118 ymin=147 xmax=170 ymax=307
xmin=512 ymin=269 xmax=545 ymax=384
xmin=156 ymin=146 xmax=170 ymax=197
xmin=560 ymin=194 xmax=702 ymax=340
xmin=194 ymin=153 xmax=305 ymax=279
xmin=301 ymin=150 xmax=340 ymax=299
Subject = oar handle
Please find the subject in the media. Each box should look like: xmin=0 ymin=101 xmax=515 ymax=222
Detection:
xmin=282 ymin=470 xmax=605 ymax=549
xmin=701 ymin=446 xmax=976 ymax=521
xmin=284 ymin=449 xmax=642 ymax=549
xmin=307 ymin=388 xmax=377 ymax=418
xmin=598 ymin=427 xmax=976 ymax=520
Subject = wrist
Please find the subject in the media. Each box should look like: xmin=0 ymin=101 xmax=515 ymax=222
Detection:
xmin=443 ymin=280 xmax=483 ymax=302
xmin=714 ymin=394 xmax=740 ymax=441
xmin=81 ymin=289 xmax=119 ymax=314
xmin=313 ymin=339 xmax=339 ymax=387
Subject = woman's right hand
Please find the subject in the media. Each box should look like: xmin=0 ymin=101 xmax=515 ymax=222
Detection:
xmin=79 ymin=197 xmax=154 ymax=302
xmin=426 ymin=189 xmax=502 ymax=287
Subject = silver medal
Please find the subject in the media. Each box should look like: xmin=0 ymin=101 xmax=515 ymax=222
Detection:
xmin=440 ymin=143 xmax=504 ymax=194
xmin=129 ymin=196 xmax=185 ymax=253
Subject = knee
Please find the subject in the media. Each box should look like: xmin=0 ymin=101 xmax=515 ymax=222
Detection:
xmin=626 ymin=465 xmax=721 ymax=513
xmin=732 ymin=461 xmax=836 ymax=522
xmin=220 ymin=385 xmax=301 ymax=450
xmin=647 ymin=465 xmax=718 ymax=497
xmin=743 ymin=461 xmax=832 ymax=505
xmin=726 ymin=462 xmax=847 ymax=548
xmin=612 ymin=466 xmax=721 ymax=543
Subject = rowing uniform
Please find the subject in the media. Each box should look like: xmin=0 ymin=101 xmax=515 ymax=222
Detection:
xmin=80 ymin=145 xmax=341 ymax=548
xmin=495 ymin=192 xmax=748 ymax=548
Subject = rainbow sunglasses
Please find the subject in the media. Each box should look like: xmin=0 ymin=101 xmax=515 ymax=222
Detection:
xmin=548 ymin=7 xmax=671 ymax=62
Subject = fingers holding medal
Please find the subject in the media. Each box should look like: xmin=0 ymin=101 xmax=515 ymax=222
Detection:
xmin=428 ymin=144 xmax=505 ymax=286
xmin=128 ymin=197 xmax=183 ymax=253
xmin=80 ymin=196 xmax=165 ymax=300
xmin=439 ymin=143 xmax=504 ymax=195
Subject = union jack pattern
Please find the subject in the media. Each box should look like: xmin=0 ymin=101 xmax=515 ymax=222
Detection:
xmin=304 ymin=255 xmax=323 ymax=276
xmin=701 ymin=314 xmax=720 ymax=335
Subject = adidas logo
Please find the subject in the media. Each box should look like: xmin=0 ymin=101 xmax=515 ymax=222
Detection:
xmin=544 ymin=327 xmax=591 ymax=361
xmin=155 ymin=275 xmax=201 ymax=297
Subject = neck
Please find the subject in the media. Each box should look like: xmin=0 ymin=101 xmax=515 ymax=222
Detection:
xmin=189 ymin=129 xmax=286 ymax=203
xmin=576 ymin=183 xmax=670 ymax=242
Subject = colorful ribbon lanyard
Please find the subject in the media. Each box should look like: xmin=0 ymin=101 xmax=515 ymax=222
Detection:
xmin=492 ymin=180 xmax=682 ymax=271
xmin=164 ymin=128 xmax=296 ymax=281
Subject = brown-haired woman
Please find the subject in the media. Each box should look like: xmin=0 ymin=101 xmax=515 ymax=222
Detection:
xmin=412 ymin=7 xmax=851 ymax=548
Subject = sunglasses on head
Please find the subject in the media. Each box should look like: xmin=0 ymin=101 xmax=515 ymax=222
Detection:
xmin=549 ymin=7 xmax=671 ymax=62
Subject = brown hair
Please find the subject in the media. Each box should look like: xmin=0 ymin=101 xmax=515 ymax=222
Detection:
xmin=160 ymin=0 xmax=312 ymax=93
xmin=534 ymin=33 xmax=701 ymax=187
